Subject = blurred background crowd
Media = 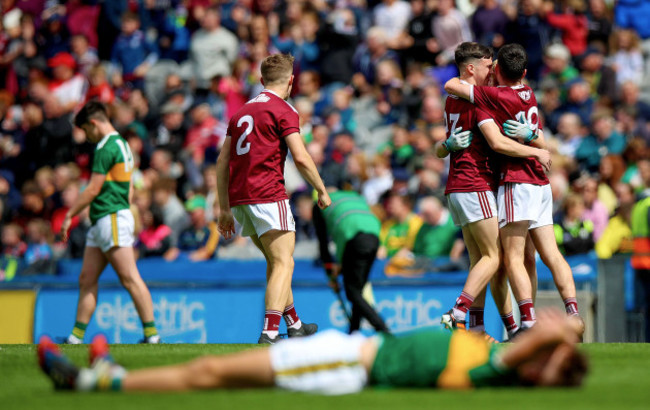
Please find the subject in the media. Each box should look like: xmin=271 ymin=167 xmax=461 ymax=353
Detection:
xmin=0 ymin=0 xmax=649 ymax=280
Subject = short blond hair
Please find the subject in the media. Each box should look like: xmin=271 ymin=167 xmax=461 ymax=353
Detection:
xmin=261 ymin=54 xmax=295 ymax=85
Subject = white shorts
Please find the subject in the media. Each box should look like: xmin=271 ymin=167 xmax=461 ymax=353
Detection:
xmin=232 ymin=199 xmax=295 ymax=237
xmin=270 ymin=329 xmax=368 ymax=395
xmin=498 ymin=183 xmax=553 ymax=230
xmin=86 ymin=209 xmax=135 ymax=252
xmin=447 ymin=191 xmax=497 ymax=227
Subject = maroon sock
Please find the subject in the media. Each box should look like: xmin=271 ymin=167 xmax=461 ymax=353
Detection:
xmin=469 ymin=308 xmax=484 ymax=329
xmin=263 ymin=310 xmax=282 ymax=335
xmin=500 ymin=312 xmax=519 ymax=334
xmin=563 ymin=297 xmax=579 ymax=315
xmin=518 ymin=299 xmax=536 ymax=325
xmin=452 ymin=292 xmax=475 ymax=322
xmin=283 ymin=303 xmax=301 ymax=327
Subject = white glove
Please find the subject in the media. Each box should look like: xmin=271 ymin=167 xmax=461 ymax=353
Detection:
xmin=503 ymin=114 xmax=537 ymax=143
xmin=443 ymin=126 xmax=473 ymax=152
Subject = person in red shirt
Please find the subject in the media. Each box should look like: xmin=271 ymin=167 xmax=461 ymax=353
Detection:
xmin=216 ymin=54 xmax=331 ymax=344
xmin=445 ymin=44 xmax=584 ymax=335
xmin=435 ymin=42 xmax=550 ymax=339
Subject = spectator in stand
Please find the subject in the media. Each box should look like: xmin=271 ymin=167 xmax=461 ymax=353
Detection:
xmin=51 ymin=181 xmax=81 ymax=240
xmin=70 ymin=34 xmax=98 ymax=77
xmin=362 ymin=155 xmax=394 ymax=207
xmin=388 ymin=0 xmax=434 ymax=65
xmin=373 ymin=0 xmax=411 ymax=42
xmin=151 ymin=177 xmax=189 ymax=246
xmin=610 ymin=29 xmax=644 ymax=88
xmin=23 ymin=218 xmax=55 ymax=274
xmin=586 ymin=0 xmax=612 ymax=50
xmin=47 ymin=52 xmax=87 ymax=114
xmin=14 ymin=180 xmax=52 ymax=228
xmin=575 ymin=112 xmax=626 ymax=173
xmin=558 ymin=77 xmax=594 ymax=127
xmin=185 ymin=102 xmax=221 ymax=165
xmin=136 ymin=206 xmax=173 ymax=259
xmin=554 ymin=113 xmax=585 ymax=158
xmin=471 ymin=0 xmax=509 ymax=50
xmin=543 ymin=0 xmax=588 ymax=57
xmin=190 ymin=6 xmax=238 ymax=89
xmin=378 ymin=193 xmax=423 ymax=259
xmin=432 ymin=0 xmax=473 ymax=67
xmin=596 ymin=183 xmax=636 ymax=259
xmin=319 ymin=8 xmax=359 ymax=86
xmin=270 ymin=9 xmax=320 ymax=72
xmin=297 ymin=70 xmax=330 ymax=121
xmin=110 ymin=11 xmax=158 ymax=89
xmin=579 ymin=176 xmax=610 ymax=241
xmin=167 ymin=195 xmax=220 ymax=262
xmin=411 ymin=196 xmax=461 ymax=260
xmin=554 ymin=194 xmax=595 ymax=256
xmin=598 ymin=155 xmax=626 ymax=214
xmin=352 ymin=26 xmax=399 ymax=86
xmin=151 ymin=102 xmax=187 ymax=155
xmin=2 ymin=223 xmax=26 ymax=259
xmin=85 ymin=65 xmax=115 ymax=104
xmin=38 ymin=11 xmax=69 ymax=60
xmin=542 ymin=43 xmax=578 ymax=103
xmin=0 ymin=170 xmax=21 ymax=222
xmin=578 ymin=46 xmax=616 ymax=103
xmin=506 ymin=0 xmax=551 ymax=85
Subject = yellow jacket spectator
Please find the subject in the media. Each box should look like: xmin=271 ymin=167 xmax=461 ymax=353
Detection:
xmin=379 ymin=194 xmax=423 ymax=258
xmin=595 ymin=203 xmax=634 ymax=259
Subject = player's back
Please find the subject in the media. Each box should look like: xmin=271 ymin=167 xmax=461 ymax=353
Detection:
xmin=444 ymin=95 xmax=497 ymax=194
xmin=473 ymin=84 xmax=548 ymax=186
xmin=227 ymin=90 xmax=300 ymax=206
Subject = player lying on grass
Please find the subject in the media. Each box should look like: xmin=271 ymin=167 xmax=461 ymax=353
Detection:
xmin=38 ymin=309 xmax=587 ymax=394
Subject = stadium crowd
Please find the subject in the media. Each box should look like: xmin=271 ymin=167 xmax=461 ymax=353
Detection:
xmin=0 ymin=0 xmax=649 ymax=281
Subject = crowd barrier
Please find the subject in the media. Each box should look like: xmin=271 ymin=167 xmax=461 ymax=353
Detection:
xmin=0 ymin=254 xmax=605 ymax=344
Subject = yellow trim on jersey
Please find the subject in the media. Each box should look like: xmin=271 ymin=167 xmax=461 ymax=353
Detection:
xmin=437 ymin=331 xmax=490 ymax=389
xmin=105 ymin=163 xmax=132 ymax=182
xmin=111 ymin=213 xmax=119 ymax=246
xmin=276 ymin=360 xmax=360 ymax=377
xmin=203 ymin=222 xmax=220 ymax=256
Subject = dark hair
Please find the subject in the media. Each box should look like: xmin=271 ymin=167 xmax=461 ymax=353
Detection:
xmin=455 ymin=42 xmax=493 ymax=70
xmin=74 ymin=101 xmax=109 ymax=128
xmin=150 ymin=206 xmax=165 ymax=228
xmin=497 ymin=44 xmax=528 ymax=82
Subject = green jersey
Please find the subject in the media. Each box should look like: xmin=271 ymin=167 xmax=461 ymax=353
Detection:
xmin=412 ymin=212 xmax=459 ymax=258
xmin=90 ymin=133 xmax=134 ymax=224
xmin=370 ymin=330 xmax=517 ymax=389
xmin=321 ymin=191 xmax=381 ymax=262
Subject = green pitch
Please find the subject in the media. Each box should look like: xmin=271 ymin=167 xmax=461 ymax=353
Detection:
xmin=1 ymin=343 xmax=648 ymax=410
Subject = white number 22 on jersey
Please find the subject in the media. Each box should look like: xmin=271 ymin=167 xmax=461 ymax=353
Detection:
xmin=115 ymin=139 xmax=134 ymax=172
xmin=236 ymin=115 xmax=253 ymax=156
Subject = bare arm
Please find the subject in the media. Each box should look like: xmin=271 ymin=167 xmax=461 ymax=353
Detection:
xmin=435 ymin=140 xmax=450 ymax=158
xmin=216 ymin=137 xmax=236 ymax=239
xmin=216 ymin=137 xmax=232 ymax=214
xmin=61 ymin=173 xmax=105 ymax=241
xmin=285 ymin=132 xmax=331 ymax=209
xmin=444 ymin=77 xmax=473 ymax=101
xmin=479 ymin=121 xmax=552 ymax=171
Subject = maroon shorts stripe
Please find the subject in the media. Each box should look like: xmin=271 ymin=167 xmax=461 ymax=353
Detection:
xmin=282 ymin=200 xmax=288 ymax=230
xmin=481 ymin=192 xmax=492 ymax=219
xmin=277 ymin=201 xmax=286 ymax=230
xmin=508 ymin=184 xmax=514 ymax=223
xmin=477 ymin=192 xmax=487 ymax=219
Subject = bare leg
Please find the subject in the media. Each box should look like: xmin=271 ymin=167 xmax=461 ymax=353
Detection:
xmin=122 ymin=349 xmax=275 ymax=391
xmin=251 ymin=234 xmax=294 ymax=309
xmin=529 ymin=225 xmax=577 ymax=302
xmin=258 ymin=230 xmax=296 ymax=312
xmin=501 ymin=221 xmax=533 ymax=303
xmin=524 ymin=234 xmax=538 ymax=304
xmin=75 ymin=247 xmax=108 ymax=324
xmin=490 ymin=264 xmax=512 ymax=316
xmin=460 ymin=218 xmax=500 ymax=297
xmin=106 ymin=247 xmax=155 ymax=323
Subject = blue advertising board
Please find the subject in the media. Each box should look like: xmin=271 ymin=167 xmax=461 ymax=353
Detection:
xmin=34 ymin=285 xmax=504 ymax=343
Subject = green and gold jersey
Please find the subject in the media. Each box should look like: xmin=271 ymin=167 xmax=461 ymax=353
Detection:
xmin=90 ymin=133 xmax=134 ymax=224
xmin=369 ymin=330 xmax=517 ymax=389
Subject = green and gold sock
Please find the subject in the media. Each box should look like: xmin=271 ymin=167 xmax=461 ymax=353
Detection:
xmin=143 ymin=321 xmax=158 ymax=338
xmin=71 ymin=321 xmax=87 ymax=340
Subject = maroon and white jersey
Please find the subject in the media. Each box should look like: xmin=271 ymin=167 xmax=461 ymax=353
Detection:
xmin=471 ymin=84 xmax=549 ymax=186
xmin=227 ymin=89 xmax=300 ymax=206
xmin=444 ymin=94 xmax=498 ymax=194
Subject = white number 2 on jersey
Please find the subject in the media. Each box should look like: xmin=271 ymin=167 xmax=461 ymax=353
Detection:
xmin=115 ymin=139 xmax=134 ymax=172
xmin=236 ymin=115 xmax=253 ymax=156
xmin=444 ymin=111 xmax=460 ymax=134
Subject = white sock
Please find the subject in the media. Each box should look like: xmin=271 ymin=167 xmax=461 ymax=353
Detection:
xmin=263 ymin=330 xmax=279 ymax=338
xmin=288 ymin=319 xmax=302 ymax=330
xmin=521 ymin=320 xmax=536 ymax=329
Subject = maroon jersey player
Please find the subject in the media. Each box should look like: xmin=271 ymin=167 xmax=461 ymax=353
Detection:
xmin=445 ymin=44 xmax=584 ymax=335
xmin=435 ymin=43 xmax=549 ymax=339
xmin=217 ymin=54 xmax=331 ymax=344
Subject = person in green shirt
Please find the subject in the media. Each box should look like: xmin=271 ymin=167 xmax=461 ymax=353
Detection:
xmin=412 ymin=196 xmax=461 ymax=258
xmin=38 ymin=308 xmax=587 ymax=393
xmin=61 ymin=102 xmax=159 ymax=344
xmin=313 ymin=190 xmax=389 ymax=333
